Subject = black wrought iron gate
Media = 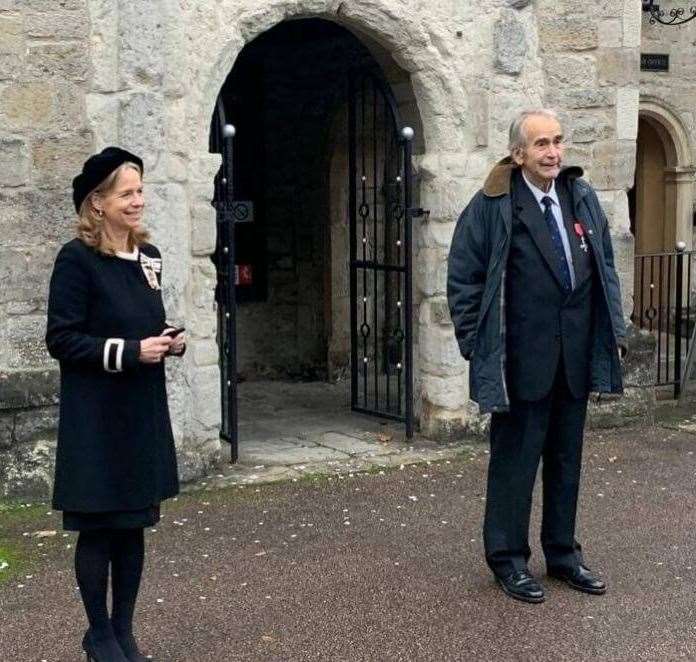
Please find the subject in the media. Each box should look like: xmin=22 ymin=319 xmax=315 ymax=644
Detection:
xmin=211 ymin=100 xmax=239 ymax=461
xmin=348 ymin=69 xmax=416 ymax=437
xmin=632 ymin=244 xmax=695 ymax=397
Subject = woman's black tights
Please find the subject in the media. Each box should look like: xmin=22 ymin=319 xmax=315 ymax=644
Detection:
xmin=75 ymin=528 xmax=145 ymax=643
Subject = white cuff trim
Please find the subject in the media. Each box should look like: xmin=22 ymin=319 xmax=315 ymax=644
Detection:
xmin=104 ymin=338 xmax=125 ymax=372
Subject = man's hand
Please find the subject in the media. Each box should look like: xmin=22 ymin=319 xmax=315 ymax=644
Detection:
xmin=139 ymin=336 xmax=173 ymax=363
xmin=618 ymin=342 xmax=628 ymax=363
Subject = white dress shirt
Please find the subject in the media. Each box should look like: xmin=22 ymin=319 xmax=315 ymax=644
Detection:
xmin=522 ymin=170 xmax=576 ymax=289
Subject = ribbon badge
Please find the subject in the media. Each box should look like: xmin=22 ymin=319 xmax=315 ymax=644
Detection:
xmin=139 ymin=253 xmax=162 ymax=290
xmin=574 ymin=222 xmax=588 ymax=253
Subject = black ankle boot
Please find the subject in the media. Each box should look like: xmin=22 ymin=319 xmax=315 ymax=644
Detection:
xmin=113 ymin=629 xmax=150 ymax=662
xmin=82 ymin=629 xmax=129 ymax=662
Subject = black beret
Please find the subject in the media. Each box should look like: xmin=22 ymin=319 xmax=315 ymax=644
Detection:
xmin=72 ymin=146 xmax=144 ymax=213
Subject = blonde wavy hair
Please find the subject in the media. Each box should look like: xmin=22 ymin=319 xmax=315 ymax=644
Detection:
xmin=76 ymin=162 xmax=150 ymax=255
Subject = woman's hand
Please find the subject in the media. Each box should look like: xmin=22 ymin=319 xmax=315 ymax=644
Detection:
xmin=162 ymin=328 xmax=186 ymax=356
xmin=139 ymin=336 xmax=174 ymax=363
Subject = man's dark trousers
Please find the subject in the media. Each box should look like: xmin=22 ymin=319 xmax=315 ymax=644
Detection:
xmin=484 ymin=364 xmax=588 ymax=577
xmin=483 ymin=170 xmax=595 ymax=578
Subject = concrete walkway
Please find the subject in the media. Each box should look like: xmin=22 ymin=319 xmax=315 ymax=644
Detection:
xmin=203 ymin=380 xmax=474 ymax=489
xmin=2 ymin=413 xmax=696 ymax=661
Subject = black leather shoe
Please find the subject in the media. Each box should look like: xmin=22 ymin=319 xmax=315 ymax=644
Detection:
xmin=548 ymin=564 xmax=607 ymax=595
xmin=495 ymin=570 xmax=545 ymax=604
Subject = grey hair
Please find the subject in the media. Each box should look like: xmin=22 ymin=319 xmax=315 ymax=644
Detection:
xmin=508 ymin=109 xmax=560 ymax=154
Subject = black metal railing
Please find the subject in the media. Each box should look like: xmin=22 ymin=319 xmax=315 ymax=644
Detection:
xmin=631 ymin=245 xmax=695 ymax=397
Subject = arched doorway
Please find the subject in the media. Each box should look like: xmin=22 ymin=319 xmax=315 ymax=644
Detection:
xmin=209 ymin=18 xmax=424 ymax=457
xmin=630 ymin=102 xmax=696 ymax=393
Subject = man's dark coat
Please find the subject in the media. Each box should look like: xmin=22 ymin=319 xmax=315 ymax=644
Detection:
xmin=447 ymin=158 xmax=626 ymax=413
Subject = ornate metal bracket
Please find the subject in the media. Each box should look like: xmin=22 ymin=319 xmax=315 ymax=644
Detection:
xmin=642 ymin=0 xmax=696 ymax=25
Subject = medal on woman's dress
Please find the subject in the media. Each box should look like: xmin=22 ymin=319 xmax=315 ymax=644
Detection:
xmin=139 ymin=253 xmax=162 ymax=290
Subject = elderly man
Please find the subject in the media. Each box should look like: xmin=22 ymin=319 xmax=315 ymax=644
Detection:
xmin=447 ymin=109 xmax=626 ymax=603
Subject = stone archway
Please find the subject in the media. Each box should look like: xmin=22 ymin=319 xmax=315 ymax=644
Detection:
xmin=632 ymin=98 xmax=696 ymax=255
xmin=188 ymin=3 xmax=471 ymax=441
xmin=207 ymin=16 xmax=431 ymax=446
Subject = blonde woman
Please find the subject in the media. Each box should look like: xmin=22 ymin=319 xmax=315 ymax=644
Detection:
xmin=46 ymin=147 xmax=185 ymax=662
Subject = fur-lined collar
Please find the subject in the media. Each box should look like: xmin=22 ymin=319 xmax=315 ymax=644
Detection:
xmin=482 ymin=157 xmax=584 ymax=198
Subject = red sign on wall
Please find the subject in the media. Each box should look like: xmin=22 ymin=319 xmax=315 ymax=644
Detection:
xmin=235 ymin=264 xmax=253 ymax=286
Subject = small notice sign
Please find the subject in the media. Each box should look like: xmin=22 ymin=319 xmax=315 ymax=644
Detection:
xmin=641 ymin=53 xmax=669 ymax=72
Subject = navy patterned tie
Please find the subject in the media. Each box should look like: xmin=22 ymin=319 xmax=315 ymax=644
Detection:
xmin=541 ymin=195 xmax=572 ymax=293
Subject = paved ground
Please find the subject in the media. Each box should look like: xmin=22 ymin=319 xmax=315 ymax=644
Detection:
xmin=206 ymin=381 xmax=472 ymax=487
xmin=2 ymin=417 xmax=696 ymax=661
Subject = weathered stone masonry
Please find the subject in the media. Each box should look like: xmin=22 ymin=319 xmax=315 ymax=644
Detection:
xmin=0 ymin=0 xmax=642 ymax=496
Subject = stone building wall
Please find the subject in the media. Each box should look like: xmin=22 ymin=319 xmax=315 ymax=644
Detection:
xmin=0 ymin=1 xmax=94 ymax=495
xmin=0 ymin=0 xmax=643 ymax=496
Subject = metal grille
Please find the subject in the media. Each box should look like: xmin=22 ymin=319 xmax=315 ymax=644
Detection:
xmin=348 ymin=69 xmax=415 ymax=436
xmin=631 ymin=247 xmax=694 ymax=396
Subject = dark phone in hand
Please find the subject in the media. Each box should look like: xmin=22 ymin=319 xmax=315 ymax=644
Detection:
xmin=163 ymin=327 xmax=185 ymax=338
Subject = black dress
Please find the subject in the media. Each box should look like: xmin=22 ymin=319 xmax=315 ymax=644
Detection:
xmin=46 ymin=239 xmax=180 ymax=531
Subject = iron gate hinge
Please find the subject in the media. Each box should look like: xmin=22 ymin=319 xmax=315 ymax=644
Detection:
xmin=409 ymin=207 xmax=430 ymax=220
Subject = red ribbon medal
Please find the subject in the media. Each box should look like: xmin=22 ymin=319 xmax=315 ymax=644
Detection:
xmin=574 ymin=222 xmax=588 ymax=253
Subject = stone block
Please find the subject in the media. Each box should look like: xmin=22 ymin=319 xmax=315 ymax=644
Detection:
xmin=21 ymin=0 xmax=84 ymax=9
xmin=548 ymin=88 xmax=613 ymax=110
xmin=539 ymin=17 xmax=598 ymax=52
xmin=590 ymin=139 xmax=636 ymax=190
xmin=0 ymin=14 xmax=23 ymax=55
xmin=13 ymin=406 xmax=58 ymax=444
xmin=0 ymin=82 xmax=55 ymax=130
xmin=615 ymin=87 xmax=639 ymax=140
xmin=120 ymin=93 xmax=167 ymax=181
xmin=4 ymin=313 xmax=50 ymax=370
xmin=147 ymin=183 xmax=190 ymax=282
xmin=0 ymin=52 xmax=20 ymax=81
xmin=0 ymin=188 xmax=75 ymax=248
xmin=494 ymin=9 xmax=527 ymax=75
xmin=475 ymin=89 xmax=490 ymax=146
xmin=26 ymin=43 xmax=90 ymax=82
xmin=0 ymin=369 xmax=59 ymax=410
xmin=237 ymin=3 xmax=288 ymax=42
xmin=119 ymin=0 xmax=165 ymax=88
xmin=85 ymin=93 xmax=119 ymax=149
xmin=416 ymin=247 xmax=448 ymax=297
xmin=0 ymin=243 xmax=58 ymax=314
xmin=598 ymin=19 xmax=622 ymax=48
xmin=545 ymin=55 xmax=596 ymax=90
xmin=24 ymin=9 xmax=89 ymax=40
xmin=571 ymin=114 xmax=612 ymax=144
xmin=419 ymin=400 xmax=467 ymax=442
xmin=599 ymin=49 xmax=639 ymax=86
xmin=428 ymin=297 xmax=452 ymax=326
xmin=32 ymin=130 xmax=93 ymax=189
xmin=89 ymin=0 xmax=119 ymax=92
xmin=0 ymin=412 xmax=13 ymax=450
xmin=0 ymin=137 xmax=29 ymax=187
xmin=622 ymin=0 xmax=641 ymax=48
xmin=0 ymin=437 xmax=56 ymax=499
xmin=191 ymin=188 xmax=216 ymax=257
xmin=191 ymin=338 xmax=219 ymax=367
xmin=189 ymin=365 xmax=221 ymax=433
xmin=420 ymin=220 xmax=456 ymax=250
xmin=421 ymin=373 xmax=468 ymax=410
xmin=419 ymin=323 xmax=465 ymax=377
